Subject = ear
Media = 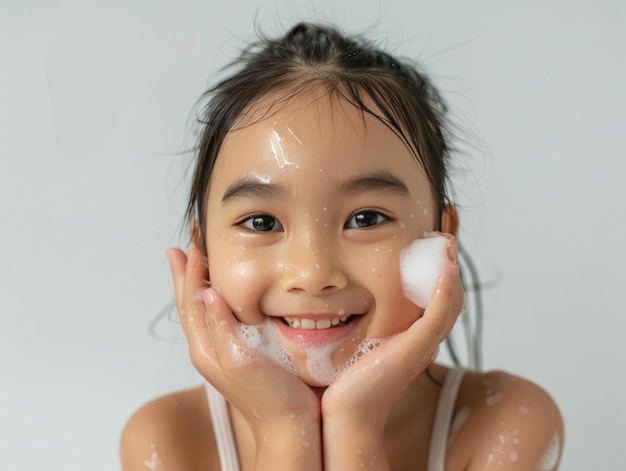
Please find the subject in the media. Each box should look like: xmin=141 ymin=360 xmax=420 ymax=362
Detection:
xmin=440 ymin=204 xmax=459 ymax=236
xmin=190 ymin=220 xmax=202 ymax=250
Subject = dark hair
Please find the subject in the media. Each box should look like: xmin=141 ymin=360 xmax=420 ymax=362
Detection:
xmin=186 ymin=22 xmax=454 ymax=254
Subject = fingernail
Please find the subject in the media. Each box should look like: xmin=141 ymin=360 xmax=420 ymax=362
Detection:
xmin=202 ymin=288 xmax=215 ymax=306
xmin=447 ymin=241 xmax=458 ymax=261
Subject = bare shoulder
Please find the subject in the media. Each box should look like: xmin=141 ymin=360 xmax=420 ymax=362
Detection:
xmin=120 ymin=385 xmax=219 ymax=471
xmin=448 ymin=370 xmax=564 ymax=471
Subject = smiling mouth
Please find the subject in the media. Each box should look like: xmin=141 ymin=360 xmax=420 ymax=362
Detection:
xmin=280 ymin=315 xmax=357 ymax=330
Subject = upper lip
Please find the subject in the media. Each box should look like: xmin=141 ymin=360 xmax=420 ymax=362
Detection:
xmin=269 ymin=310 xmax=355 ymax=320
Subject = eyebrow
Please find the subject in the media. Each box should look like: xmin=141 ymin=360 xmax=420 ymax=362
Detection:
xmin=221 ymin=171 xmax=410 ymax=204
xmin=221 ymin=176 xmax=287 ymax=203
xmin=340 ymin=171 xmax=410 ymax=196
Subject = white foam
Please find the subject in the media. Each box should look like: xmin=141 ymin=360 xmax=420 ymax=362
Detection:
xmin=236 ymin=321 xmax=297 ymax=375
xmin=535 ymin=432 xmax=560 ymax=471
xmin=399 ymin=236 xmax=448 ymax=308
xmin=305 ymin=339 xmax=343 ymax=385
xmin=235 ymin=319 xmax=394 ymax=386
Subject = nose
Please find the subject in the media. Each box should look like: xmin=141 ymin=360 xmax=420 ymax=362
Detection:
xmin=278 ymin=233 xmax=348 ymax=295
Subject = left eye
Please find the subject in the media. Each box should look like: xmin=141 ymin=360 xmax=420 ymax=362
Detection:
xmin=345 ymin=210 xmax=389 ymax=229
xmin=239 ymin=214 xmax=284 ymax=232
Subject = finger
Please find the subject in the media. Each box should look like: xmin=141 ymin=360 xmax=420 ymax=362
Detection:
xmin=200 ymin=287 xmax=244 ymax=370
xmin=181 ymin=247 xmax=210 ymax=335
xmin=358 ymin=259 xmax=463 ymax=377
xmin=408 ymin=259 xmax=465 ymax=354
xmin=167 ymin=248 xmax=188 ymax=328
xmin=184 ymin=286 xmax=221 ymax=372
xmin=202 ymin=288 xmax=298 ymax=388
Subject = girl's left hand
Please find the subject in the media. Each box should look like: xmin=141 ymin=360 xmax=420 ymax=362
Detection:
xmin=320 ymin=236 xmax=465 ymax=467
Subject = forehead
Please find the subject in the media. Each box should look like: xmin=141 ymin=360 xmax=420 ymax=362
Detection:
xmin=208 ymin=92 xmax=431 ymax=197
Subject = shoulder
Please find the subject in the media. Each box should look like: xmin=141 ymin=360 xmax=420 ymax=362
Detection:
xmin=448 ymin=369 xmax=564 ymax=471
xmin=120 ymin=385 xmax=219 ymax=471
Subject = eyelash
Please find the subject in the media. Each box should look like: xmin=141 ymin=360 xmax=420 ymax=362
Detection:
xmin=344 ymin=209 xmax=391 ymax=229
xmin=237 ymin=209 xmax=391 ymax=233
xmin=238 ymin=214 xmax=284 ymax=232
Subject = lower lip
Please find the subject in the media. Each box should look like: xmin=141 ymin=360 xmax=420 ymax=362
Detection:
xmin=270 ymin=316 xmax=362 ymax=346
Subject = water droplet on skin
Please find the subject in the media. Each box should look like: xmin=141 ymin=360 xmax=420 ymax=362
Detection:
xmin=486 ymin=392 xmax=503 ymax=406
xmin=143 ymin=444 xmax=162 ymax=470
xmin=536 ymin=432 xmax=560 ymax=471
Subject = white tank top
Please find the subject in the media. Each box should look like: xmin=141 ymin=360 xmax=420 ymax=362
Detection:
xmin=205 ymin=367 xmax=466 ymax=471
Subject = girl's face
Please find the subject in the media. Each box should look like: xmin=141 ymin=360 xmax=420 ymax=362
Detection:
xmin=203 ymin=94 xmax=444 ymax=386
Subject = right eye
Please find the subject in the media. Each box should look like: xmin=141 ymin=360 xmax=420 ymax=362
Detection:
xmin=238 ymin=214 xmax=284 ymax=232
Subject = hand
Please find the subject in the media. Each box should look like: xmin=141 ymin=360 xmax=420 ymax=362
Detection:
xmin=167 ymin=247 xmax=320 ymax=434
xmin=320 ymin=235 xmax=465 ymax=469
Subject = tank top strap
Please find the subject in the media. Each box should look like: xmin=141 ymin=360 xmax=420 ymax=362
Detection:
xmin=205 ymin=383 xmax=241 ymax=471
xmin=427 ymin=367 xmax=466 ymax=471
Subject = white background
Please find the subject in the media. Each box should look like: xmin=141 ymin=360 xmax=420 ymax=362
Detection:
xmin=1 ymin=1 xmax=624 ymax=469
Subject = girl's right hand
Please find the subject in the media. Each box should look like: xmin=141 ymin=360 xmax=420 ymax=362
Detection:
xmin=167 ymin=247 xmax=321 ymax=442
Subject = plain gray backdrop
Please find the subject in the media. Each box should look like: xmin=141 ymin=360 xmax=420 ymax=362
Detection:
xmin=1 ymin=0 xmax=624 ymax=469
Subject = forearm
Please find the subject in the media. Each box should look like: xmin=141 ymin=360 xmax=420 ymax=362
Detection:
xmin=323 ymin=418 xmax=390 ymax=471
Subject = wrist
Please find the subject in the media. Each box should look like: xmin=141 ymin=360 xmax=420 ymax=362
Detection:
xmin=253 ymin=422 xmax=322 ymax=471
xmin=322 ymin=417 xmax=389 ymax=471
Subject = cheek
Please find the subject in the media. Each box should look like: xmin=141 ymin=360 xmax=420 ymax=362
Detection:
xmin=350 ymin=243 xmax=423 ymax=338
xmin=207 ymin=243 xmax=269 ymax=322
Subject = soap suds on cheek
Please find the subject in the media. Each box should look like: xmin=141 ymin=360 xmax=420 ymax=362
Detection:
xmin=236 ymin=321 xmax=297 ymax=375
xmin=399 ymin=236 xmax=448 ymax=308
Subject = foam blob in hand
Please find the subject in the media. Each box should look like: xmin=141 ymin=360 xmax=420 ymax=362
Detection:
xmin=399 ymin=235 xmax=449 ymax=308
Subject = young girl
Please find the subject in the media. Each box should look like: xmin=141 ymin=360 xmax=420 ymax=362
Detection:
xmin=121 ymin=23 xmax=563 ymax=471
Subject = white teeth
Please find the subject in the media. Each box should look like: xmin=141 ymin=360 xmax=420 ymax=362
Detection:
xmin=283 ymin=315 xmax=351 ymax=330
xmin=300 ymin=318 xmax=315 ymax=330
xmin=316 ymin=318 xmax=331 ymax=329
